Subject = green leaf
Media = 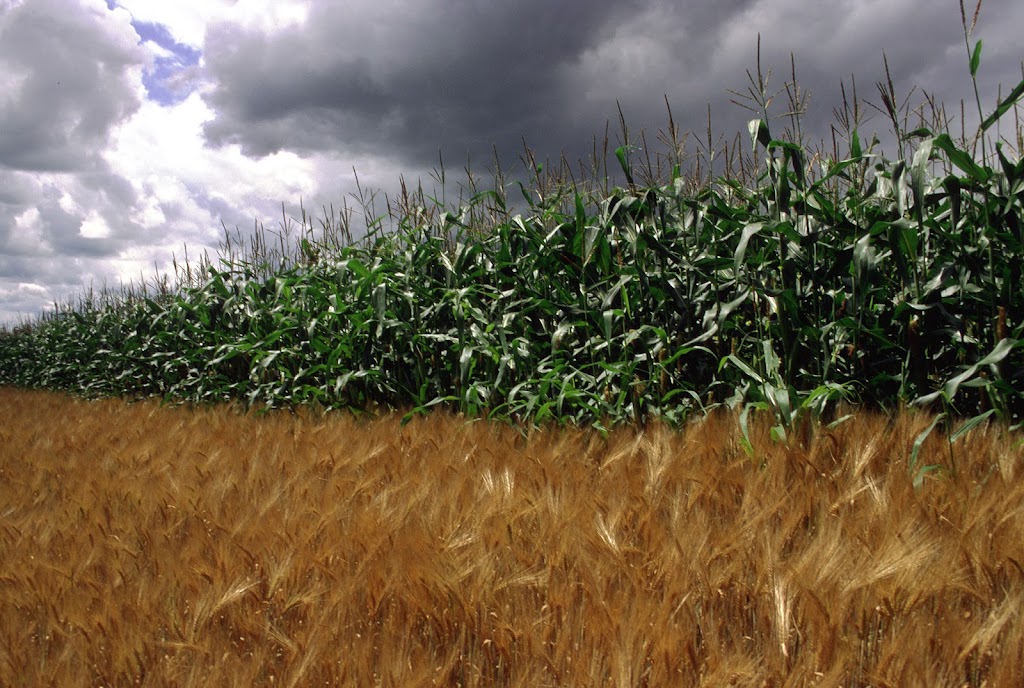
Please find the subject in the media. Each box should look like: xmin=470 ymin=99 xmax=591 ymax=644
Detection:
xmin=747 ymin=119 xmax=772 ymax=151
xmin=931 ymin=134 xmax=987 ymax=181
xmin=684 ymin=291 xmax=750 ymax=347
xmin=346 ymin=259 xmax=370 ymax=280
xmin=910 ymin=138 xmax=933 ymax=225
xmin=575 ymin=193 xmax=586 ymax=235
xmin=909 ymin=413 xmax=945 ymax=473
xmin=723 ymin=354 xmax=764 ymax=385
xmin=737 ymin=404 xmax=756 ymax=457
xmin=808 ymin=156 xmax=866 ymax=194
xmin=615 ymin=146 xmax=635 ymax=187
xmin=734 ymin=222 xmax=764 ymax=274
xmin=770 ymin=385 xmax=793 ymax=428
xmin=371 ymin=283 xmax=386 ymax=323
xmin=582 ymin=225 xmax=601 ymax=268
xmin=769 ymin=424 xmax=787 ymax=443
xmin=459 ymin=346 xmax=473 ymax=384
xmin=949 ymin=409 xmax=995 ymax=443
xmin=913 ymin=464 xmax=940 ymax=490
xmin=970 ymin=39 xmax=982 ymax=77
xmin=979 ymin=77 xmax=1024 ymax=134
xmin=940 ymin=338 xmax=1019 ymax=401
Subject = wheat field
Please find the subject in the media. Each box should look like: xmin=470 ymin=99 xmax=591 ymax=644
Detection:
xmin=1 ymin=388 xmax=1022 ymax=686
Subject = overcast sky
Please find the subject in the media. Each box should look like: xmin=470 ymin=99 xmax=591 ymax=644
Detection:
xmin=1 ymin=0 xmax=1022 ymax=326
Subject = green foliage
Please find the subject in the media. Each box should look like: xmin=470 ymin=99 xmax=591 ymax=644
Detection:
xmin=2 ymin=26 xmax=1023 ymax=434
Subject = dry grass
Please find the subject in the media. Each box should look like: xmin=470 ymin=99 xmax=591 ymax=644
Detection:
xmin=1 ymin=389 xmax=1023 ymax=686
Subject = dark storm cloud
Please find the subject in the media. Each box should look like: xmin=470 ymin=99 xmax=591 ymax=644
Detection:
xmin=201 ymin=0 xmax=682 ymax=168
xmin=201 ymin=0 xmax=1024 ymax=183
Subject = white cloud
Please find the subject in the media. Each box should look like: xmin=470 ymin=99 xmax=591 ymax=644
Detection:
xmin=79 ymin=210 xmax=112 ymax=239
xmin=10 ymin=208 xmax=49 ymax=256
xmin=222 ymin=0 xmax=310 ymax=35
xmin=108 ymin=0 xmax=221 ymax=48
xmin=111 ymin=0 xmax=310 ymax=48
xmin=105 ymin=91 xmax=321 ymax=242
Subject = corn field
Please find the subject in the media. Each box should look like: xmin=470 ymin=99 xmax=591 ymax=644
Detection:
xmin=1 ymin=16 xmax=1023 ymax=437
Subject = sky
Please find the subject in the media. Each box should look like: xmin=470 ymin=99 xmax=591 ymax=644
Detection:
xmin=1 ymin=0 xmax=1022 ymax=326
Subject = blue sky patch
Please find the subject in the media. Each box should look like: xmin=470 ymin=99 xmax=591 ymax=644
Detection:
xmin=131 ymin=19 xmax=202 ymax=106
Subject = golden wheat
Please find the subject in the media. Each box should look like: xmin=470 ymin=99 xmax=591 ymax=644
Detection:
xmin=1 ymin=389 xmax=1022 ymax=686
